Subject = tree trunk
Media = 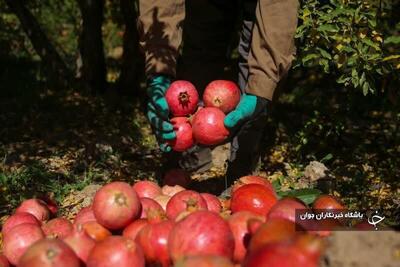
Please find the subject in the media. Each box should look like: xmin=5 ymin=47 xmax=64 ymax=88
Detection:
xmin=77 ymin=0 xmax=107 ymax=93
xmin=5 ymin=0 xmax=72 ymax=87
xmin=118 ymin=0 xmax=141 ymax=95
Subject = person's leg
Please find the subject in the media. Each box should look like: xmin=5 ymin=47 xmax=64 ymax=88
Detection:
xmin=225 ymin=0 xmax=268 ymax=187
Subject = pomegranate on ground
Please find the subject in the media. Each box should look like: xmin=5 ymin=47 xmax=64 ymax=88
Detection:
xmin=165 ymin=80 xmax=199 ymax=116
xmin=42 ymin=218 xmax=73 ymax=239
xmin=168 ymin=117 xmax=194 ymax=152
xmin=18 ymin=238 xmax=80 ymax=267
xmin=161 ymin=185 xmax=186 ymax=197
xmin=139 ymin=197 xmax=166 ymax=223
xmin=191 ymin=107 xmax=229 ymax=145
xmin=2 ymin=212 xmax=40 ymax=236
xmin=230 ymin=184 xmax=278 ymax=216
xmin=63 ymin=224 xmax=96 ymax=263
xmin=86 ymin=236 xmax=145 ymax=267
xmin=73 ymin=206 xmax=96 ymax=225
xmin=15 ymin=199 xmax=51 ymax=222
xmin=133 ymin=180 xmax=162 ymax=199
xmin=267 ymin=197 xmax=311 ymax=230
xmin=81 ymin=221 xmax=111 ymax=242
xmin=0 ymin=253 xmax=9 ymax=267
xmin=201 ymin=193 xmax=222 ymax=213
xmin=3 ymin=223 xmax=45 ymax=265
xmin=92 ymin=181 xmax=141 ymax=230
xmin=312 ymin=195 xmax=345 ymax=211
xmin=203 ymin=80 xmax=241 ymax=113
xmin=169 ymin=210 xmax=235 ymax=262
xmin=232 ymin=175 xmax=276 ymax=195
xmin=154 ymin=194 xmax=172 ymax=211
xmin=227 ymin=211 xmax=265 ymax=263
xmin=166 ymin=190 xmax=208 ymax=220
xmin=135 ymin=220 xmax=174 ymax=267
xmin=122 ymin=219 xmax=149 ymax=240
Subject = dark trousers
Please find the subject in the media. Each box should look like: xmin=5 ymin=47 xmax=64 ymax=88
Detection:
xmin=166 ymin=0 xmax=268 ymax=186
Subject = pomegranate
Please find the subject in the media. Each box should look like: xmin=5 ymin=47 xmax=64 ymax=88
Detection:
xmin=293 ymin=233 xmax=326 ymax=262
xmin=166 ymin=80 xmax=199 ymax=116
xmin=161 ymin=185 xmax=186 ymax=197
xmin=166 ymin=190 xmax=208 ymax=220
xmin=248 ymin=218 xmax=298 ymax=253
xmin=136 ymin=220 xmax=174 ymax=267
xmin=82 ymin=221 xmax=111 ymax=242
xmin=203 ymin=80 xmax=240 ymax=113
xmin=38 ymin=195 xmax=58 ymax=216
xmin=139 ymin=197 xmax=166 ymax=223
xmin=18 ymin=238 xmax=80 ymax=267
xmin=230 ymin=184 xmax=278 ymax=216
xmin=310 ymin=218 xmax=343 ymax=237
xmin=0 ymin=254 xmax=9 ymax=267
xmin=63 ymin=224 xmax=96 ymax=263
xmin=92 ymin=181 xmax=141 ymax=230
xmin=169 ymin=211 xmax=235 ymax=262
xmin=167 ymin=117 xmax=195 ymax=152
xmin=2 ymin=212 xmax=40 ymax=236
xmin=132 ymin=180 xmax=162 ymax=199
xmin=154 ymin=194 xmax=172 ymax=210
xmin=192 ymin=107 xmax=229 ymax=145
xmin=312 ymin=195 xmax=345 ymax=211
xmin=74 ymin=206 xmax=96 ymax=225
xmin=123 ymin=219 xmax=149 ymax=240
xmin=175 ymin=255 xmax=235 ymax=267
xmin=232 ymin=176 xmax=276 ymax=195
xmin=227 ymin=211 xmax=265 ymax=263
xmin=201 ymin=193 xmax=222 ymax=213
xmin=163 ymin=168 xmax=191 ymax=187
xmin=243 ymin=242 xmax=318 ymax=267
xmin=3 ymin=223 xmax=45 ymax=265
xmin=15 ymin=198 xmax=51 ymax=222
xmin=247 ymin=218 xmax=264 ymax=235
xmin=87 ymin=236 xmax=145 ymax=267
xmin=267 ymin=197 xmax=309 ymax=226
xmin=42 ymin=218 xmax=73 ymax=239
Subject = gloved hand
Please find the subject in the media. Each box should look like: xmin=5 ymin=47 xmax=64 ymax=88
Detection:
xmin=146 ymin=75 xmax=176 ymax=152
xmin=224 ymin=93 xmax=269 ymax=130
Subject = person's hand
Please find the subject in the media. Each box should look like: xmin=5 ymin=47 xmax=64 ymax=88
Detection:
xmin=224 ymin=93 xmax=269 ymax=130
xmin=146 ymin=75 xmax=176 ymax=152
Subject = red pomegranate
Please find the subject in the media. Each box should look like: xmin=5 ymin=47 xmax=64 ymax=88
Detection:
xmin=82 ymin=221 xmax=111 ymax=242
xmin=133 ymin=180 xmax=162 ymax=199
xmin=2 ymin=212 xmax=40 ymax=236
xmin=163 ymin=169 xmax=191 ymax=187
xmin=92 ymin=181 xmax=141 ymax=230
xmin=243 ymin=242 xmax=318 ymax=267
xmin=201 ymin=193 xmax=222 ymax=213
xmin=42 ymin=218 xmax=73 ymax=239
xmin=169 ymin=211 xmax=235 ymax=262
xmin=267 ymin=197 xmax=309 ymax=224
xmin=139 ymin=197 xmax=166 ymax=223
xmin=3 ymin=223 xmax=45 ymax=265
xmin=203 ymin=80 xmax=240 ymax=113
xmin=248 ymin=218 xmax=298 ymax=253
xmin=74 ymin=206 xmax=96 ymax=225
xmin=86 ymin=236 xmax=145 ymax=267
xmin=63 ymin=224 xmax=96 ymax=263
xmin=38 ymin=195 xmax=59 ymax=216
xmin=227 ymin=211 xmax=265 ymax=263
xmin=168 ymin=117 xmax=195 ymax=152
xmin=230 ymin=184 xmax=278 ymax=216
xmin=15 ymin=199 xmax=51 ymax=222
xmin=136 ymin=220 xmax=174 ymax=267
xmin=166 ymin=80 xmax=199 ymax=116
xmin=166 ymin=190 xmax=208 ymax=220
xmin=18 ymin=238 xmax=80 ymax=267
xmin=293 ymin=233 xmax=326 ymax=262
xmin=123 ymin=219 xmax=149 ymax=240
xmin=0 ymin=253 xmax=9 ymax=267
xmin=192 ymin=107 xmax=229 ymax=145
xmin=161 ymin=185 xmax=186 ymax=197
xmin=232 ymin=176 xmax=276 ymax=195
xmin=175 ymin=255 xmax=235 ymax=267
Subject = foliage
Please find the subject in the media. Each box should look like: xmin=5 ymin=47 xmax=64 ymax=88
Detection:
xmin=295 ymin=0 xmax=400 ymax=95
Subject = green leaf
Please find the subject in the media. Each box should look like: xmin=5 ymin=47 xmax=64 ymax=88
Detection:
xmin=321 ymin=153 xmax=333 ymax=162
xmin=362 ymin=81 xmax=370 ymax=95
xmin=385 ymin=36 xmax=400 ymax=45
xmin=302 ymin=53 xmax=319 ymax=64
xmin=317 ymin=48 xmax=332 ymax=59
xmin=278 ymin=188 xmax=322 ymax=205
xmin=317 ymin=24 xmax=338 ymax=32
xmin=382 ymin=55 xmax=400 ymax=61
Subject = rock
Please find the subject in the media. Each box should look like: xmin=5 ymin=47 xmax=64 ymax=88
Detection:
xmin=304 ymin=161 xmax=328 ymax=182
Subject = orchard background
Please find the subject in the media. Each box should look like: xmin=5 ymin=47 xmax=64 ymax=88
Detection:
xmin=0 ymin=0 xmax=399 ymax=223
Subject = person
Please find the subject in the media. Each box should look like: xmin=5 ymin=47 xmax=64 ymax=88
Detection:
xmin=138 ymin=0 xmax=299 ymax=192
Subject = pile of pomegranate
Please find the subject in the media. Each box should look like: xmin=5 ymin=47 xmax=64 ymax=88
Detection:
xmin=165 ymin=80 xmax=241 ymax=151
xmin=1 ymin=173 xmax=364 ymax=267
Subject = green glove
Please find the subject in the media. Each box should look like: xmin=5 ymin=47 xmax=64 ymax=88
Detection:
xmin=146 ymin=75 xmax=176 ymax=152
xmin=224 ymin=93 xmax=269 ymax=129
